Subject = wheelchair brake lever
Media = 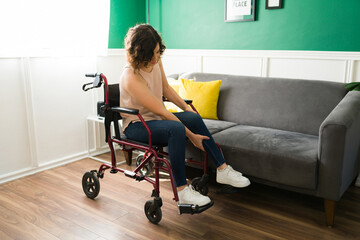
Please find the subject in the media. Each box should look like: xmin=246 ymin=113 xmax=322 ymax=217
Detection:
xmin=82 ymin=75 xmax=103 ymax=91
xmin=82 ymin=82 xmax=94 ymax=91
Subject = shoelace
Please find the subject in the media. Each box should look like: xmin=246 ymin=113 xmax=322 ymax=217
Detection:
xmin=188 ymin=185 xmax=201 ymax=196
xmin=227 ymin=166 xmax=243 ymax=178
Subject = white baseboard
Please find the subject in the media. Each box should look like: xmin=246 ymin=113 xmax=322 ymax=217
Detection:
xmin=0 ymin=151 xmax=88 ymax=185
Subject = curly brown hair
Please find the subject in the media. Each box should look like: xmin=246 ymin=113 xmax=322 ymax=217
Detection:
xmin=124 ymin=24 xmax=166 ymax=71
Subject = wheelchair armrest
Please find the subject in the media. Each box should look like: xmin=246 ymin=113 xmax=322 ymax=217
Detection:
xmin=111 ymin=106 xmax=139 ymax=115
xmin=163 ymin=97 xmax=192 ymax=104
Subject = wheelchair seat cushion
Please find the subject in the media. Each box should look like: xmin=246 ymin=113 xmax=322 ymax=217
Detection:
xmin=119 ymin=133 xmax=168 ymax=148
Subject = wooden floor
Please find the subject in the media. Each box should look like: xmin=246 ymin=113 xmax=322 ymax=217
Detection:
xmin=1 ymin=154 xmax=360 ymax=240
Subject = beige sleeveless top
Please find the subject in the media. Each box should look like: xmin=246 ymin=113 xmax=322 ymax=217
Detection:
xmin=120 ymin=63 xmax=163 ymax=131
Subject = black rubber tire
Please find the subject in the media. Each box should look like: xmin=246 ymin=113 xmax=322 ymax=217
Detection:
xmin=135 ymin=154 xmax=144 ymax=167
xmin=136 ymin=154 xmax=154 ymax=176
xmin=82 ymin=171 xmax=100 ymax=199
xmin=144 ymin=200 xmax=162 ymax=224
xmin=192 ymin=177 xmax=209 ymax=195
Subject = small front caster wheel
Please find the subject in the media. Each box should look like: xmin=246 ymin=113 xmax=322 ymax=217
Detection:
xmin=144 ymin=200 xmax=162 ymax=224
xmin=82 ymin=171 xmax=100 ymax=199
xmin=192 ymin=177 xmax=209 ymax=195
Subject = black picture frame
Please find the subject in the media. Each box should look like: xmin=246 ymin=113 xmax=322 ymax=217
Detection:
xmin=266 ymin=0 xmax=283 ymax=9
xmin=224 ymin=0 xmax=256 ymax=22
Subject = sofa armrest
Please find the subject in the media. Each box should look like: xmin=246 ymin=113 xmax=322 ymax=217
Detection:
xmin=318 ymin=91 xmax=360 ymax=200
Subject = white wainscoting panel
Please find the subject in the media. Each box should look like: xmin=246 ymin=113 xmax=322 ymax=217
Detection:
xmin=162 ymin=55 xmax=200 ymax=76
xmin=28 ymin=57 xmax=95 ymax=165
xmin=267 ymin=58 xmax=347 ymax=82
xmin=202 ymin=56 xmax=263 ymax=76
xmin=0 ymin=58 xmax=32 ymax=176
xmin=354 ymin=60 xmax=360 ymax=83
xmin=159 ymin=49 xmax=360 ymax=83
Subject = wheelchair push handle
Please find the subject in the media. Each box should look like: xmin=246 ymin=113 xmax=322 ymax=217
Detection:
xmin=85 ymin=73 xmax=96 ymax=77
xmin=82 ymin=73 xmax=103 ymax=91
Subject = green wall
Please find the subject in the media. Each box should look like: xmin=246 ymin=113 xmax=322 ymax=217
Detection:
xmin=108 ymin=0 xmax=146 ymax=48
xmin=109 ymin=0 xmax=360 ymax=51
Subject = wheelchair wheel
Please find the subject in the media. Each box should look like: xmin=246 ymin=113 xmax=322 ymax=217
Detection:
xmin=136 ymin=154 xmax=154 ymax=176
xmin=82 ymin=171 xmax=100 ymax=199
xmin=144 ymin=200 xmax=162 ymax=224
xmin=192 ymin=177 xmax=209 ymax=196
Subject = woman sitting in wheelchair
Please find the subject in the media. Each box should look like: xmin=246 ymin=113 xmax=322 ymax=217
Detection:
xmin=120 ymin=24 xmax=250 ymax=207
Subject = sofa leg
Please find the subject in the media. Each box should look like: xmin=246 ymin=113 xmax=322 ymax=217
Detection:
xmin=123 ymin=150 xmax=132 ymax=166
xmin=324 ymin=199 xmax=336 ymax=227
xmin=351 ymin=176 xmax=358 ymax=186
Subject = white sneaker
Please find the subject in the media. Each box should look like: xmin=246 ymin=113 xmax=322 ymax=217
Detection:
xmin=178 ymin=185 xmax=211 ymax=207
xmin=216 ymin=165 xmax=250 ymax=188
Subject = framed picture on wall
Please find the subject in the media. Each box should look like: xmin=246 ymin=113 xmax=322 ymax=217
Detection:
xmin=266 ymin=0 xmax=283 ymax=9
xmin=224 ymin=0 xmax=256 ymax=22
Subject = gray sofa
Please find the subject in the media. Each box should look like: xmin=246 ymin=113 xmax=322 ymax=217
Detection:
xmin=175 ymin=72 xmax=360 ymax=226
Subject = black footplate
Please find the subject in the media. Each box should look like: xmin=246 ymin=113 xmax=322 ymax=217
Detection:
xmin=215 ymin=184 xmax=240 ymax=194
xmin=178 ymin=201 xmax=214 ymax=215
xmin=124 ymin=170 xmax=145 ymax=181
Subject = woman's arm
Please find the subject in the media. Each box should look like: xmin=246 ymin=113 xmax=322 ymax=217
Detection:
xmin=159 ymin=59 xmax=194 ymax=112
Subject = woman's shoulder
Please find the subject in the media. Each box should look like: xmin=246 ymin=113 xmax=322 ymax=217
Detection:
xmin=122 ymin=66 xmax=140 ymax=80
xmin=121 ymin=67 xmax=144 ymax=89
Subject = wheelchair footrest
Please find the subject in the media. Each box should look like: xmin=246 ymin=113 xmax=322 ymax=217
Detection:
xmin=178 ymin=201 xmax=214 ymax=215
xmin=124 ymin=170 xmax=145 ymax=181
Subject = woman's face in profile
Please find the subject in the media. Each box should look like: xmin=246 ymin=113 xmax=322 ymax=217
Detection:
xmin=150 ymin=43 xmax=161 ymax=65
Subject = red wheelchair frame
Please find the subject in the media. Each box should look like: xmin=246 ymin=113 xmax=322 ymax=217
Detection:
xmin=82 ymin=73 xmax=214 ymax=224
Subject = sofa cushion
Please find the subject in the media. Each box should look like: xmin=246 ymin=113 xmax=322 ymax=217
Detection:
xmin=180 ymin=72 xmax=348 ymax=136
xmin=212 ymin=125 xmax=319 ymax=190
xmin=203 ymin=119 xmax=237 ymax=134
xmin=183 ymin=119 xmax=237 ymax=169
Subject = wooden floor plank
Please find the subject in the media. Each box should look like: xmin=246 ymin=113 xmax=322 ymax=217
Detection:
xmin=0 ymin=157 xmax=359 ymax=240
xmin=0 ymin=229 xmax=14 ymax=240
xmin=0 ymin=187 xmax=99 ymax=240
xmin=0 ymin=204 xmax=60 ymax=240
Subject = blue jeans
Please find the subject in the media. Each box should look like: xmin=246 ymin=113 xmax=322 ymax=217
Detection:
xmin=124 ymin=111 xmax=225 ymax=187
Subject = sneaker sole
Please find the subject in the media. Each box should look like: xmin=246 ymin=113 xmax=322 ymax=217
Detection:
xmin=217 ymin=179 xmax=251 ymax=188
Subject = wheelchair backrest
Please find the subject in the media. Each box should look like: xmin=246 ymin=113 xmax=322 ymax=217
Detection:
xmin=106 ymin=84 xmax=120 ymax=107
xmin=103 ymin=83 xmax=122 ymax=142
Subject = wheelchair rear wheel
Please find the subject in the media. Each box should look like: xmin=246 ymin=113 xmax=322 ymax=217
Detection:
xmin=82 ymin=171 xmax=100 ymax=199
xmin=136 ymin=154 xmax=154 ymax=176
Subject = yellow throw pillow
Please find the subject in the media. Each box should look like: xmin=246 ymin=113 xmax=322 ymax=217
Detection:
xmin=179 ymin=78 xmax=222 ymax=120
xmin=167 ymin=78 xmax=180 ymax=93
xmin=164 ymin=78 xmax=181 ymax=112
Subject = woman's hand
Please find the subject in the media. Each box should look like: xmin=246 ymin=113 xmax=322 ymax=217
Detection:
xmin=188 ymin=133 xmax=210 ymax=151
xmin=184 ymin=105 xmax=197 ymax=114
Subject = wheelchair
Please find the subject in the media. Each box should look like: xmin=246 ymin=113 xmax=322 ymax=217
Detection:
xmin=81 ymin=73 xmax=215 ymax=224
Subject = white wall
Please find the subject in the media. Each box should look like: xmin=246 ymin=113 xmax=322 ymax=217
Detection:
xmin=160 ymin=49 xmax=360 ymax=83
xmin=0 ymin=56 xmax=100 ymax=183
xmin=0 ymin=58 xmax=32 ymax=177
xmin=1 ymin=49 xmax=359 ymax=185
